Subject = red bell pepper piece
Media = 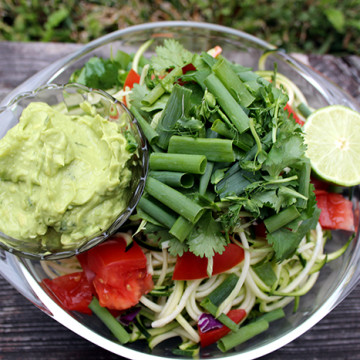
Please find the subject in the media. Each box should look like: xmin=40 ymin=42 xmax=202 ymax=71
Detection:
xmin=284 ymin=103 xmax=304 ymax=126
xmin=173 ymin=243 xmax=244 ymax=280
xmin=198 ymin=309 xmax=247 ymax=347
xmin=123 ymin=69 xmax=140 ymax=106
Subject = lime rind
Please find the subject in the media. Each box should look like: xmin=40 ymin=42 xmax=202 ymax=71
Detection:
xmin=304 ymin=105 xmax=360 ymax=187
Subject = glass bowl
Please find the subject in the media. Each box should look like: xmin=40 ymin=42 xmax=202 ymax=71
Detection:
xmin=0 ymin=83 xmax=148 ymax=260
xmin=0 ymin=21 xmax=360 ymax=360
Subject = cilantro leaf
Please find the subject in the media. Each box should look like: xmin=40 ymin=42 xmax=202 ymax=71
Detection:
xmin=262 ymin=134 xmax=306 ymax=177
xmin=71 ymin=56 xmax=121 ymax=89
xmin=151 ymin=39 xmax=193 ymax=71
xmin=187 ymin=211 xmax=227 ymax=258
xmin=168 ymin=238 xmax=188 ymax=257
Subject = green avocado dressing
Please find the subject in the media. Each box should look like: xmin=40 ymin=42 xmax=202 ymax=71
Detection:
xmin=0 ymin=102 xmax=133 ymax=250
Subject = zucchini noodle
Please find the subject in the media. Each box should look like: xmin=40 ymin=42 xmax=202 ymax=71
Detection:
xmin=41 ymin=219 xmax=343 ymax=351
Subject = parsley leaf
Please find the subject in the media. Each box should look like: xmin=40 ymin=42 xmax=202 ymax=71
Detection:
xmin=187 ymin=211 xmax=227 ymax=258
xmin=151 ymin=39 xmax=193 ymax=71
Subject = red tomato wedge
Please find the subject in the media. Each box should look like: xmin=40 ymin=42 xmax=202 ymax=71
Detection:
xmin=198 ymin=309 xmax=246 ymax=347
xmin=42 ymin=272 xmax=93 ymax=314
xmin=84 ymin=235 xmax=153 ymax=310
xmin=172 ymin=243 xmax=245 ymax=280
xmin=284 ymin=103 xmax=304 ymax=126
xmin=316 ymin=191 xmax=354 ymax=231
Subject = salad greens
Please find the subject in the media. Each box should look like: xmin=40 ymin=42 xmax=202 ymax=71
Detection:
xmin=71 ymin=38 xmax=319 ymax=263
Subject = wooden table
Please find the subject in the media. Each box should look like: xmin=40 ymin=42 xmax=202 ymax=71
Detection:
xmin=0 ymin=41 xmax=360 ymax=360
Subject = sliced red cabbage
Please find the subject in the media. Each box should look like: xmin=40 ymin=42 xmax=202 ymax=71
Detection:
xmin=119 ymin=307 xmax=141 ymax=326
xmin=198 ymin=313 xmax=223 ymax=333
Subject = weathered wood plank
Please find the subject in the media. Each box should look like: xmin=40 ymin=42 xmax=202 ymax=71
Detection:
xmin=0 ymin=41 xmax=360 ymax=360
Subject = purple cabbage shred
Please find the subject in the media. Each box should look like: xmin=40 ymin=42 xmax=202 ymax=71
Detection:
xmin=198 ymin=313 xmax=223 ymax=333
xmin=119 ymin=307 xmax=141 ymax=326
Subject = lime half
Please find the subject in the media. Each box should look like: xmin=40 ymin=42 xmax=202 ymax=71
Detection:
xmin=304 ymin=105 xmax=360 ymax=186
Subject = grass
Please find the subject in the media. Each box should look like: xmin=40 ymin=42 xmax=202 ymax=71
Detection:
xmin=0 ymin=0 xmax=359 ymax=55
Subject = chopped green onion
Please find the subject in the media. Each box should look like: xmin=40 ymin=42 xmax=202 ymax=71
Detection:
xmin=210 ymin=119 xmax=254 ymax=151
xmin=264 ymin=205 xmax=301 ymax=233
xmin=145 ymin=176 xmax=203 ymax=223
xmin=212 ymin=58 xmax=255 ymax=107
xmin=89 ymin=297 xmax=130 ymax=344
xmin=149 ymin=171 xmax=194 ymax=188
xmin=297 ymin=102 xmax=312 ymax=118
xmin=142 ymin=67 xmax=183 ymax=106
xmin=155 ymin=83 xmax=192 ymax=149
xmin=150 ymin=153 xmax=207 ymax=174
xmin=169 ymin=216 xmax=195 ymax=242
xmin=200 ymin=274 xmax=240 ymax=332
xmin=199 ymin=162 xmax=214 ymax=196
xmin=168 ymin=136 xmax=235 ymax=163
xmin=252 ymin=308 xmax=285 ymax=323
xmin=138 ymin=196 xmax=177 ymax=228
xmin=296 ymin=161 xmax=311 ymax=209
xmin=130 ymin=106 xmax=159 ymax=145
xmin=204 ymin=73 xmax=250 ymax=133
xmin=217 ymin=320 xmax=269 ymax=352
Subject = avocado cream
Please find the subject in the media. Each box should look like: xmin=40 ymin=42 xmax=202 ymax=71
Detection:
xmin=0 ymin=102 xmax=133 ymax=250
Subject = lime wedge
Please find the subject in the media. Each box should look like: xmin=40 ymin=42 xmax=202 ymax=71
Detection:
xmin=303 ymin=105 xmax=360 ymax=186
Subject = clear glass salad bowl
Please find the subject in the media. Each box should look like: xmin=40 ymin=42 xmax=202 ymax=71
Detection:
xmin=0 ymin=21 xmax=359 ymax=360
xmin=0 ymin=83 xmax=148 ymax=260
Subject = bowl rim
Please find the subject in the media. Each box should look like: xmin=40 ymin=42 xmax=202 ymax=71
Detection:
xmin=1 ymin=20 xmax=360 ymax=360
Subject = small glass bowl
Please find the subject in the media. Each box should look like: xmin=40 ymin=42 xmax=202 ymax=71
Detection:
xmin=0 ymin=83 xmax=148 ymax=260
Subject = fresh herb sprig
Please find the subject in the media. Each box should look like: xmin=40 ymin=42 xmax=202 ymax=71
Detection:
xmin=128 ymin=39 xmax=318 ymax=262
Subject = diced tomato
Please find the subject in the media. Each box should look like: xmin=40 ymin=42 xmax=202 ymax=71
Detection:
xmin=284 ymin=103 xmax=304 ymax=126
xmin=76 ymin=251 xmax=96 ymax=290
xmin=172 ymin=243 xmax=245 ymax=280
xmin=316 ymin=191 xmax=354 ymax=231
xmin=94 ymin=269 xmax=153 ymax=310
xmin=198 ymin=309 xmax=246 ymax=347
xmin=85 ymin=235 xmax=153 ymax=310
xmin=42 ymin=272 xmax=93 ymax=314
xmin=43 ymin=235 xmax=152 ymax=313
xmin=86 ymin=236 xmax=147 ymax=286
